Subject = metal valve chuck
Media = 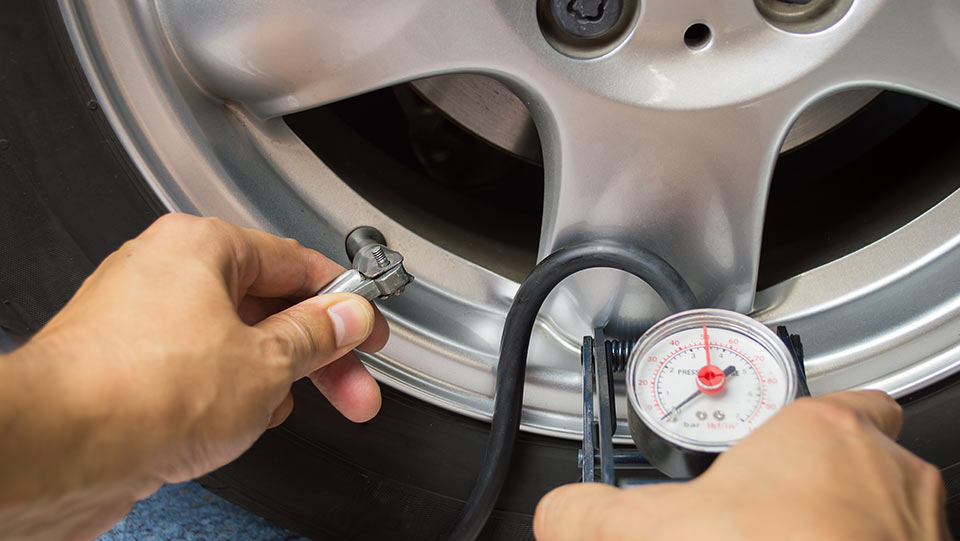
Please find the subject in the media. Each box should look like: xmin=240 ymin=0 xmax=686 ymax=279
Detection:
xmin=317 ymin=226 xmax=414 ymax=301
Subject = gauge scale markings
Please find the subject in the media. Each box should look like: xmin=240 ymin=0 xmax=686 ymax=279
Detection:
xmin=651 ymin=344 xmax=765 ymax=432
xmin=628 ymin=312 xmax=797 ymax=451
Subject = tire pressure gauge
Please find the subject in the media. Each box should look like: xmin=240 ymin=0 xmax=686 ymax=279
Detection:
xmin=626 ymin=309 xmax=806 ymax=478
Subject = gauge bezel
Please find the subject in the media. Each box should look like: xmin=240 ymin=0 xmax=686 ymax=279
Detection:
xmin=626 ymin=308 xmax=800 ymax=453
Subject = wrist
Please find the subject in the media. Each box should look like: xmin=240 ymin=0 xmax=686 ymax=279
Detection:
xmin=0 ymin=335 xmax=161 ymax=509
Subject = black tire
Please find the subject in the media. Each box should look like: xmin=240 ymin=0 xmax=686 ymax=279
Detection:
xmin=1 ymin=2 xmax=959 ymax=540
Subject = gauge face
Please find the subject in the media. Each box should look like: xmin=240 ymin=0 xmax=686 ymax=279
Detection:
xmin=626 ymin=309 xmax=799 ymax=453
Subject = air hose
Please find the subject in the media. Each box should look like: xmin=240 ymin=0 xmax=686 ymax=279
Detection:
xmin=443 ymin=241 xmax=698 ymax=540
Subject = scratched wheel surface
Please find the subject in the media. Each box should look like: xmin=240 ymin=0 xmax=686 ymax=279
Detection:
xmin=6 ymin=0 xmax=960 ymax=538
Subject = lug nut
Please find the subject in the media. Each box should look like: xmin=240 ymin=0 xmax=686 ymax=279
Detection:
xmin=549 ymin=0 xmax=623 ymax=40
xmin=754 ymin=0 xmax=852 ymax=33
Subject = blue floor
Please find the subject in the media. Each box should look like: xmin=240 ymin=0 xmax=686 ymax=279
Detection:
xmin=97 ymin=482 xmax=313 ymax=541
xmin=0 ymin=328 xmax=17 ymax=354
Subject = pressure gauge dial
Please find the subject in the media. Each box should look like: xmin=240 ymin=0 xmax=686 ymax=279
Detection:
xmin=626 ymin=309 xmax=804 ymax=477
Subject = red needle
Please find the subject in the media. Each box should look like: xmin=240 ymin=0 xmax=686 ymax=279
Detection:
xmin=696 ymin=326 xmax=725 ymax=394
xmin=703 ymin=326 xmax=711 ymax=366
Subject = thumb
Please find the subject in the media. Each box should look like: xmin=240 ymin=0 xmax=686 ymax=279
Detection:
xmin=534 ymin=483 xmax=620 ymax=541
xmin=256 ymin=292 xmax=375 ymax=378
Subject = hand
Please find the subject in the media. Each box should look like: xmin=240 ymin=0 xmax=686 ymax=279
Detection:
xmin=0 ymin=213 xmax=388 ymax=540
xmin=534 ymin=391 xmax=950 ymax=541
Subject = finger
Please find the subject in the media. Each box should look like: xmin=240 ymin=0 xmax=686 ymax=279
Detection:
xmin=237 ymin=295 xmax=293 ymax=325
xmin=231 ymin=227 xmax=346 ymax=299
xmin=201 ymin=219 xmax=391 ymax=352
xmin=895 ymin=450 xmax=950 ymax=541
xmin=534 ymin=483 xmax=620 ymax=541
xmin=147 ymin=215 xmax=392 ymax=350
xmin=938 ymin=494 xmax=952 ymax=541
xmin=238 ymin=291 xmax=390 ymax=349
xmin=356 ymin=305 xmax=390 ymax=354
xmin=146 ymin=214 xmax=346 ymax=303
xmin=818 ymin=390 xmax=904 ymax=439
xmin=255 ymin=292 xmax=375 ymax=378
xmin=308 ymin=351 xmax=382 ymax=423
xmin=241 ymin=294 xmax=388 ymax=350
xmin=267 ymin=391 xmax=295 ymax=428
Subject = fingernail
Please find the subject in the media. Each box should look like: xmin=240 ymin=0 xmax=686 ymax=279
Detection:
xmin=328 ymin=298 xmax=373 ymax=348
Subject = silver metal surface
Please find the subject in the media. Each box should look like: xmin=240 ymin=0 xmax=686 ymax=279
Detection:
xmin=318 ymin=269 xmax=372 ymax=299
xmin=318 ymin=264 xmax=413 ymax=301
xmin=317 ymin=237 xmax=413 ymax=301
xmin=60 ymin=0 xmax=960 ymax=440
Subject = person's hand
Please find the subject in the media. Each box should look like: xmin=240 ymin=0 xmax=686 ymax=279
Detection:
xmin=0 ymin=213 xmax=388 ymax=540
xmin=534 ymin=391 xmax=950 ymax=541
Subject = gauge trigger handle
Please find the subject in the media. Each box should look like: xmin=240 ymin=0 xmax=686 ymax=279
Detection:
xmin=777 ymin=326 xmax=811 ymax=398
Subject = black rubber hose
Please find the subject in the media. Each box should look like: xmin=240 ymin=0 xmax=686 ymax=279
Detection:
xmin=444 ymin=241 xmax=698 ymax=540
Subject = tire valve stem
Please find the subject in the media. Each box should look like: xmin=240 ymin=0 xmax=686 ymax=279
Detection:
xmin=372 ymin=245 xmax=389 ymax=268
xmin=316 ymin=226 xmax=413 ymax=301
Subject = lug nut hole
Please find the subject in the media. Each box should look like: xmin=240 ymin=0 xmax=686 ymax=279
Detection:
xmin=683 ymin=23 xmax=712 ymax=50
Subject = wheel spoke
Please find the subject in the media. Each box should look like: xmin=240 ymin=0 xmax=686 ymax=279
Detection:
xmin=156 ymin=1 xmax=524 ymax=118
xmin=821 ymin=0 xmax=960 ymax=108
xmin=537 ymin=92 xmax=796 ymax=315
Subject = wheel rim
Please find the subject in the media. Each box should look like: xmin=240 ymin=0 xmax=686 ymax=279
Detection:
xmin=59 ymin=0 xmax=960 ymax=440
